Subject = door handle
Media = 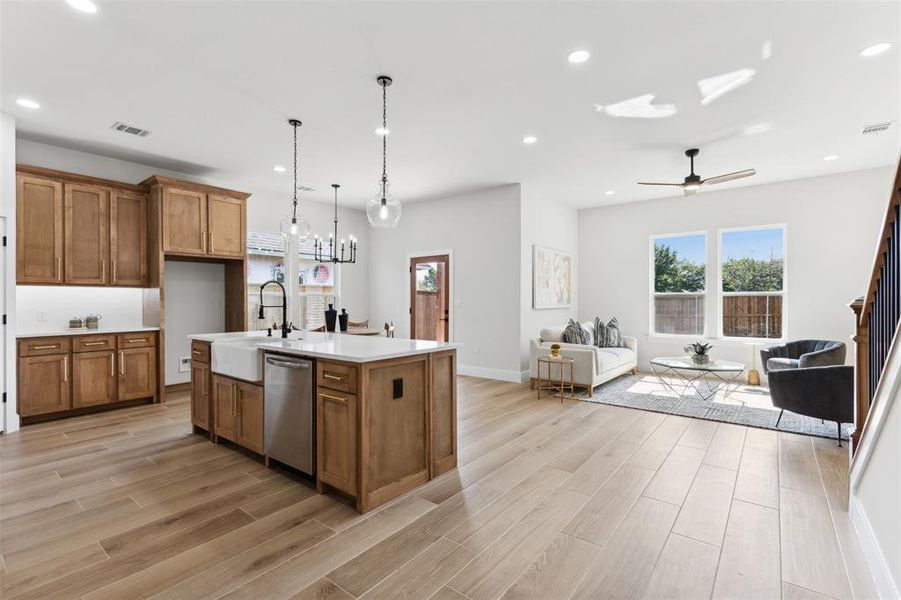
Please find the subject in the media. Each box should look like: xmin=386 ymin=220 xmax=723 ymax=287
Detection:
xmin=31 ymin=344 xmax=60 ymax=350
xmin=323 ymin=372 xmax=346 ymax=382
xmin=101 ymin=259 xmax=106 ymax=282
xmin=110 ymin=353 xmax=115 ymax=377
xmin=112 ymin=260 xmax=117 ymax=284
xmin=320 ymin=392 xmax=348 ymax=404
xmin=62 ymin=356 xmax=68 ymax=382
xmin=83 ymin=341 xmax=107 ymax=347
xmin=209 ymin=232 xmax=214 ymax=254
xmin=126 ymin=338 xmax=147 ymax=343
xmin=57 ymin=256 xmax=62 ymax=281
xmin=265 ymin=357 xmax=310 ymax=369
xmin=119 ymin=351 xmax=125 ymax=376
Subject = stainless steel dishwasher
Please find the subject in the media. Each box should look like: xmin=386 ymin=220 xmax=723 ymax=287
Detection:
xmin=264 ymin=354 xmax=315 ymax=475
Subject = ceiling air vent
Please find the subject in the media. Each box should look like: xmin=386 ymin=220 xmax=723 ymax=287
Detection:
xmin=296 ymin=183 xmax=316 ymax=193
xmin=861 ymin=121 xmax=894 ymax=136
xmin=110 ymin=121 xmax=151 ymax=137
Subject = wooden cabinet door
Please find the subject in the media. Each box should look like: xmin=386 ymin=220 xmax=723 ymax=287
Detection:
xmin=207 ymin=194 xmax=245 ymax=258
xmin=16 ymin=175 xmax=63 ymax=284
xmin=161 ymin=188 xmax=206 ymax=255
xmin=318 ymin=389 xmax=357 ymax=495
xmin=18 ymin=354 xmax=70 ymax=416
xmin=73 ymin=350 xmax=117 ymax=408
xmin=237 ymin=382 xmax=264 ymax=454
xmin=430 ymin=350 xmax=457 ymax=477
xmin=118 ymin=347 xmax=156 ymax=401
xmin=191 ymin=361 xmax=211 ymax=430
xmin=64 ymin=183 xmax=110 ymax=284
xmin=212 ymin=375 xmax=237 ymax=442
xmin=110 ymin=189 xmax=148 ymax=286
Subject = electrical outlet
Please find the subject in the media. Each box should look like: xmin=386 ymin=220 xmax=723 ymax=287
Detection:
xmin=179 ymin=356 xmax=191 ymax=373
xmin=37 ymin=311 xmax=46 ymax=322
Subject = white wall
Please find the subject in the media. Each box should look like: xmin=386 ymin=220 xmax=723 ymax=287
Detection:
xmin=1 ymin=113 xmax=18 ymax=432
xmin=368 ymin=185 xmax=522 ymax=380
xmin=163 ymin=261 xmax=225 ymax=385
xmin=579 ymin=168 xmax=893 ymax=371
xmin=520 ymin=186 xmax=579 ymax=373
xmin=16 ymin=286 xmax=147 ymax=334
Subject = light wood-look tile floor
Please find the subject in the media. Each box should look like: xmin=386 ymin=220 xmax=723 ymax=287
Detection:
xmin=0 ymin=376 xmax=878 ymax=600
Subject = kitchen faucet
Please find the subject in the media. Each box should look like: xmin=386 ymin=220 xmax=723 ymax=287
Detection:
xmin=258 ymin=280 xmax=291 ymax=338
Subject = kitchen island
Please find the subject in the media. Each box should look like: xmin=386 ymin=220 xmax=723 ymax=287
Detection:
xmin=188 ymin=330 xmax=459 ymax=513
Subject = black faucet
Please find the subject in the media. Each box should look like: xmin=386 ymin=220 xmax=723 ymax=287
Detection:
xmin=258 ymin=280 xmax=291 ymax=338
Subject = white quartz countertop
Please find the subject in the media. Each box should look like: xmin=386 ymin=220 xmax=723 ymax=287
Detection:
xmin=18 ymin=326 xmax=160 ymax=339
xmin=189 ymin=330 xmax=460 ymax=363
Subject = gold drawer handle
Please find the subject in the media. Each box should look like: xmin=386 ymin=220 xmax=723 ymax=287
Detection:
xmin=323 ymin=372 xmax=346 ymax=382
xmin=192 ymin=350 xmax=203 ymax=355
xmin=31 ymin=344 xmax=60 ymax=350
xmin=320 ymin=392 xmax=348 ymax=404
xmin=126 ymin=338 xmax=148 ymax=343
xmin=83 ymin=341 xmax=107 ymax=346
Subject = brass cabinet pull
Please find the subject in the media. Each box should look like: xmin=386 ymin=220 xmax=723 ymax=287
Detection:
xmin=119 ymin=351 xmax=125 ymax=376
xmin=83 ymin=341 xmax=106 ymax=347
xmin=101 ymin=259 xmax=106 ymax=282
xmin=109 ymin=353 xmax=115 ymax=377
xmin=112 ymin=260 xmax=117 ymax=284
xmin=201 ymin=230 xmax=206 ymax=252
xmin=209 ymin=232 xmax=214 ymax=254
xmin=323 ymin=372 xmax=346 ymax=382
xmin=62 ymin=356 xmax=68 ymax=382
xmin=232 ymin=384 xmax=238 ymax=417
xmin=126 ymin=338 xmax=147 ymax=343
xmin=31 ymin=344 xmax=59 ymax=350
xmin=320 ymin=392 xmax=348 ymax=404
xmin=57 ymin=256 xmax=62 ymax=281
xmin=192 ymin=350 xmax=202 ymax=355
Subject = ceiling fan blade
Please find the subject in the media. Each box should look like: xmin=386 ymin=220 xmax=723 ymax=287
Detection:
xmin=701 ymin=169 xmax=756 ymax=186
xmin=637 ymin=182 xmax=684 ymax=187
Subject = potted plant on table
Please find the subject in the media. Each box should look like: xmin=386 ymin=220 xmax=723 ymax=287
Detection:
xmin=684 ymin=341 xmax=713 ymax=364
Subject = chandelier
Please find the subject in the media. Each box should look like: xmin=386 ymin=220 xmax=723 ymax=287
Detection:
xmin=366 ymin=75 xmax=402 ymax=228
xmin=285 ymin=118 xmax=311 ymax=238
xmin=314 ymin=184 xmax=357 ymax=264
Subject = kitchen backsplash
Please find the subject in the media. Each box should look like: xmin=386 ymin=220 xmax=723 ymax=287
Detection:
xmin=16 ymin=286 xmax=151 ymax=333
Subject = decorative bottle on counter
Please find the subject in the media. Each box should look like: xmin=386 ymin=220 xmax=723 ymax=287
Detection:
xmin=339 ymin=308 xmax=349 ymax=332
xmin=325 ymin=304 xmax=338 ymax=332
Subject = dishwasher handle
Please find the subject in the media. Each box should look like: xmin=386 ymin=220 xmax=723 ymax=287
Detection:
xmin=265 ymin=356 xmax=312 ymax=369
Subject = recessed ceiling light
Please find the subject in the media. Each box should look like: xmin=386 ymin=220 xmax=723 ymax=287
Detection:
xmin=594 ymin=94 xmax=676 ymax=119
xmin=16 ymin=98 xmax=40 ymax=110
xmin=272 ymin=165 xmax=286 ymax=173
xmin=522 ymin=135 xmax=538 ymax=145
xmin=697 ymin=68 xmax=756 ymax=105
xmin=66 ymin=0 xmax=98 ymax=13
xmin=567 ymin=50 xmax=590 ymax=64
xmin=742 ymin=123 xmax=772 ymax=136
xmin=605 ymin=190 xmax=616 ymax=196
xmin=860 ymin=42 xmax=892 ymax=57
xmin=823 ymin=155 xmax=839 ymax=161
xmin=374 ymin=127 xmax=390 ymax=136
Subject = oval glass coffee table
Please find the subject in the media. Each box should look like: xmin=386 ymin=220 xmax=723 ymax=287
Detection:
xmin=650 ymin=356 xmax=746 ymax=401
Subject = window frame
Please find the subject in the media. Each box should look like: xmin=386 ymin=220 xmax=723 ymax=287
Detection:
xmin=648 ymin=230 xmax=709 ymax=339
xmin=716 ymin=223 xmax=787 ymax=342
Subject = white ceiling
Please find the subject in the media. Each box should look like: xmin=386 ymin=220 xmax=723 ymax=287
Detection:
xmin=2 ymin=1 xmax=899 ymax=209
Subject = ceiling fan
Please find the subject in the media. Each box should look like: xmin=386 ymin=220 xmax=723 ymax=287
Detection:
xmin=638 ymin=148 xmax=756 ymax=196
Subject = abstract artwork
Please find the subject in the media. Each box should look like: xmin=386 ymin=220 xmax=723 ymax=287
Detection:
xmin=532 ymin=245 xmax=572 ymax=309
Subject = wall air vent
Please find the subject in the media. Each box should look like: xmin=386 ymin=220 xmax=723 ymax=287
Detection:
xmin=110 ymin=121 xmax=151 ymax=137
xmin=861 ymin=121 xmax=894 ymax=135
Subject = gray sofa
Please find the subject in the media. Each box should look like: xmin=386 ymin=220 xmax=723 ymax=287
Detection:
xmin=767 ymin=365 xmax=854 ymax=445
xmin=760 ymin=340 xmax=846 ymax=374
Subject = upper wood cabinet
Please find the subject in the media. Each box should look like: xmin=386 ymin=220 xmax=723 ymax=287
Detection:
xmin=16 ymin=174 xmax=63 ymax=284
xmin=110 ymin=190 xmax=148 ymax=286
xmin=64 ymin=183 xmax=110 ymax=285
xmin=147 ymin=177 xmax=249 ymax=259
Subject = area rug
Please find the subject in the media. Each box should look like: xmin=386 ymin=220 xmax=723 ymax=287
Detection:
xmin=584 ymin=373 xmax=850 ymax=441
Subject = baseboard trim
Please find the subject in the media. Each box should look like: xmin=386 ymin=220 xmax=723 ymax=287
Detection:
xmin=457 ymin=364 xmax=524 ymax=384
xmin=165 ymin=383 xmax=192 ymax=393
xmin=849 ymin=494 xmax=900 ymax=599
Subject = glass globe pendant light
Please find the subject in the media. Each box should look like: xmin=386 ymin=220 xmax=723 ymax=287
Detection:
xmin=367 ymin=75 xmax=402 ymax=228
xmin=285 ymin=118 xmax=311 ymax=239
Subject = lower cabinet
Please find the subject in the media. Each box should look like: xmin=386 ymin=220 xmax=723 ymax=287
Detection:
xmin=72 ymin=350 xmax=117 ymax=408
xmin=191 ymin=361 xmax=211 ymax=431
xmin=118 ymin=347 xmax=157 ymax=401
xmin=18 ymin=354 xmax=71 ymax=417
xmin=317 ymin=388 xmax=357 ymax=496
xmin=212 ymin=374 xmax=264 ymax=454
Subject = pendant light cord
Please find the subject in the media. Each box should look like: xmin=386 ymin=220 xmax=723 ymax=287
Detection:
xmin=381 ymin=80 xmax=388 ymax=202
xmin=292 ymin=121 xmax=299 ymax=221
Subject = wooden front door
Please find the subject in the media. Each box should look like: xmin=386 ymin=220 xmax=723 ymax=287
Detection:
xmin=64 ymin=183 xmax=110 ymax=284
xmin=410 ymin=255 xmax=450 ymax=342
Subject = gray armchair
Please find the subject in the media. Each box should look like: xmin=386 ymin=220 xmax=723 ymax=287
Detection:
xmin=760 ymin=340 xmax=846 ymax=374
xmin=767 ymin=365 xmax=854 ymax=445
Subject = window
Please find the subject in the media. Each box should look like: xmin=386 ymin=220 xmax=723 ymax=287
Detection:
xmin=719 ymin=226 xmax=785 ymax=339
xmin=651 ymin=233 xmax=706 ymax=335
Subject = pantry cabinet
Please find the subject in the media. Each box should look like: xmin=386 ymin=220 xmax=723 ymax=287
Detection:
xmin=16 ymin=175 xmax=63 ymax=284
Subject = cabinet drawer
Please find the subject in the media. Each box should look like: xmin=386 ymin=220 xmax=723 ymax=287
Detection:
xmin=191 ymin=341 xmax=211 ymax=364
xmin=72 ymin=334 xmax=117 ymax=353
xmin=117 ymin=332 xmax=156 ymax=348
xmin=317 ymin=361 xmax=358 ymax=394
xmin=18 ymin=337 xmax=71 ymax=357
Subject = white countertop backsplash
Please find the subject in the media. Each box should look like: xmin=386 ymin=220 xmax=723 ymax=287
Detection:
xmin=190 ymin=330 xmax=461 ymax=363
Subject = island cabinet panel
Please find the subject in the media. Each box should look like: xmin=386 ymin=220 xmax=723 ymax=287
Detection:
xmin=191 ymin=362 xmax=211 ymax=431
xmin=317 ymin=388 xmax=357 ymax=496
xmin=17 ymin=175 xmax=63 ymax=284
xmin=110 ymin=189 xmax=148 ymax=286
xmin=64 ymin=183 xmax=110 ymax=285
xmin=118 ymin=346 xmax=157 ymax=401
xmin=72 ymin=334 xmax=116 ymax=353
xmin=161 ymin=187 xmax=207 ymax=256
xmin=18 ymin=354 xmax=70 ymax=417
xmin=236 ymin=382 xmax=264 ymax=454
xmin=317 ymin=361 xmax=358 ymax=394
xmin=212 ymin=374 xmax=238 ymax=442
xmin=359 ymin=356 xmax=430 ymax=512
xmin=430 ymin=350 xmax=458 ymax=477
xmin=72 ymin=350 xmax=117 ymax=408
xmin=207 ymin=194 xmax=246 ymax=258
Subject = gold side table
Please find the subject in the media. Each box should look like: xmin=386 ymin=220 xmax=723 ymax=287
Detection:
xmin=537 ymin=356 xmax=575 ymax=403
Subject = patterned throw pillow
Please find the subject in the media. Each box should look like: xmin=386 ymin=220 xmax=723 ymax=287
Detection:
xmin=562 ymin=319 xmax=591 ymax=345
xmin=594 ymin=317 xmax=626 ymax=348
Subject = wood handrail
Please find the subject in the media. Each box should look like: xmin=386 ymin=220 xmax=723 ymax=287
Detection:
xmin=849 ymin=156 xmax=901 ymax=454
